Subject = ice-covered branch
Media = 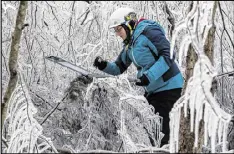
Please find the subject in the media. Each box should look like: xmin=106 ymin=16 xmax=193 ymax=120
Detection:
xmin=218 ymin=2 xmax=234 ymax=49
xmin=170 ymin=56 xmax=232 ymax=153
xmin=2 ymin=72 xmax=57 ymax=153
xmin=169 ymin=1 xmax=233 ymax=153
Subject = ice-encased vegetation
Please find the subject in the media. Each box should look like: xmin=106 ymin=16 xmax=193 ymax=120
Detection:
xmin=1 ymin=1 xmax=233 ymax=153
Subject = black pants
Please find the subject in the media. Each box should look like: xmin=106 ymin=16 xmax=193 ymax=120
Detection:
xmin=145 ymin=88 xmax=182 ymax=147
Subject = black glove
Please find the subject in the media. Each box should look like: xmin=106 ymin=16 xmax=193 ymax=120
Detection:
xmin=135 ymin=74 xmax=150 ymax=86
xmin=93 ymin=56 xmax=107 ymax=70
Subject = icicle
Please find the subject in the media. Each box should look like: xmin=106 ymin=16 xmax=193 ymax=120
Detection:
xmin=202 ymin=24 xmax=212 ymax=45
xmin=204 ymin=103 xmax=208 ymax=147
xmin=218 ymin=120 xmax=223 ymax=144
xmin=178 ymin=36 xmax=191 ymax=66
xmin=222 ymin=122 xmax=227 ymax=152
xmin=194 ymin=97 xmax=203 ymax=147
xmin=198 ymin=99 xmax=204 ymax=122
xmin=208 ymin=109 xmax=213 ymax=138
xmin=170 ymin=21 xmax=186 ymax=59
xmin=183 ymin=96 xmax=188 ymax=118
xmin=211 ymin=116 xmax=218 ymax=153
xmin=169 ymin=110 xmax=175 ymax=153
xmin=190 ymin=94 xmax=195 ymax=133
xmin=172 ymin=108 xmax=177 ymax=152
xmin=176 ymin=107 xmax=181 ymax=152
xmin=167 ymin=2 xmax=233 ymax=153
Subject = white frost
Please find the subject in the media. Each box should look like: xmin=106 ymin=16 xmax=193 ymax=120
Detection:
xmin=169 ymin=1 xmax=232 ymax=153
xmin=170 ymin=56 xmax=232 ymax=153
xmin=2 ymin=72 xmax=57 ymax=153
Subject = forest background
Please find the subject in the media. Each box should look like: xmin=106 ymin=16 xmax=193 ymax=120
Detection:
xmin=1 ymin=1 xmax=234 ymax=153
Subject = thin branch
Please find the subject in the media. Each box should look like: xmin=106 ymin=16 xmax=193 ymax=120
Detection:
xmin=163 ymin=1 xmax=175 ymax=38
xmin=211 ymin=1 xmax=218 ymax=26
xmin=19 ymin=73 xmax=32 ymax=124
xmin=215 ymin=31 xmax=234 ymax=58
xmin=76 ymin=8 xmax=90 ymax=22
xmin=220 ymin=29 xmax=225 ymax=103
xmin=30 ymin=1 xmax=33 ymax=32
xmin=24 ymin=36 xmax=35 ymax=86
xmin=29 ymin=128 xmax=33 ymax=152
xmin=68 ymin=1 xmax=76 ymax=63
xmin=46 ymin=1 xmax=59 ymax=23
xmin=94 ymin=16 xmax=101 ymax=37
xmin=34 ymin=37 xmax=50 ymax=83
xmin=220 ymin=29 xmax=225 ymax=74
xmin=34 ymin=5 xmax=37 ymax=28
xmin=84 ymin=18 xmax=95 ymax=43
xmin=40 ymin=92 xmax=69 ymax=125
xmin=68 ymin=1 xmax=75 ymax=37
xmin=80 ymin=10 xmax=90 ymax=25
xmin=2 ymin=38 xmax=11 ymax=43
xmin=40 ymin=101 xmax=61 ymax=125
xmin=118 ymin=141 xmax=123 ymax=152
xmin=1 ymin=47 xmax=10 ymax=76
xmin=216 ymin=70 xmax=234 ymax=77
xmin=2 ymin=136 xmax=8 ymax=148
xmin=28 ymin=88 xmax=61 ymax=110
xmin=218 ymin=1 xmax=234 ymax=49
xmin=221 ymin=9 xmax=234 ymax=26
xmin=38 ymin=136 xmax=58 ymax=153
xmin=45 ymin=1 xmax=66 ymax=35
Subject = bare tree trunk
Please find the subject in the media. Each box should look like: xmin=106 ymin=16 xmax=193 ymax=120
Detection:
xmin=181 ymin=44 xmax=198 ymax=95
xmin=203 ymin=1 xmax=218 ymax=65
xmin=178 ymin=1 xmax=218 ymax=153
xmin=179 ymin=44 xmax=199 ymax=153
xmin=1 ymin=1 xmax=28 ymax=129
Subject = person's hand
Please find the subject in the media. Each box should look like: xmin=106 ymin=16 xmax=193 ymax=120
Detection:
xmin=135 ymin=74 xmax=150 ymax=86
xmin=93 ymin=56 xmax=107 ymax=70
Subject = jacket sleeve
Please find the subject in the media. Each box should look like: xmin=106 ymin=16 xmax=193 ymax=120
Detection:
xmin=142 ymin=25 xmax=174 ymax=81
xmin=102 ymin=49 xmax=132 ymax=76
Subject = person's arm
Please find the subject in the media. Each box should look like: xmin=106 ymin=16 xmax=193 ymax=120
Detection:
xmin=102 ymin=49 xmax=132 ymax=76
xmin=142 ymin=25 xmax=175 ymax=82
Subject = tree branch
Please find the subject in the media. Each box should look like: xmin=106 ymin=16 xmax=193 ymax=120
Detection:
xmin=2 ymin=136 xmax=8 ymax=148
xmin=1 ymin=1 xmax=28 ymax=129
xmin=1 ymin=47 xmax=10 ymax=76
xmin=221 ymin=9 xmax=234 ymax=26
xmin=28 ymin=88 xmax=61 ymax=110
xmin=203 ymin=1 xmax=218 ymax=65
xmin=218 ymin=1 xmax=234 ymax=49
xmin=80 ymin=10 xmax=90 ymax=25
xmin=40 ymin=92 xmax=69 ymax=125
xmin=163 ymin=1 xmax=175 ymax=38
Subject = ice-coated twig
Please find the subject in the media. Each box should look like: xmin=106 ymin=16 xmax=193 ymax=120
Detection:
xmin=3 ymin=71 xmax=57 ymax=153
xmin=169 ymin=1 xmax=233 ymax=153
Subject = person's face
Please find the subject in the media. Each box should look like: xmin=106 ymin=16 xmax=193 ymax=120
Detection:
xmin=114 ymin=25 xmax=127 ymax=40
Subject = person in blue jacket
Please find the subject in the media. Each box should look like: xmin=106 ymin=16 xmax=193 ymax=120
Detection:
xmin=93 ymin=7 xmax=184 ymax=147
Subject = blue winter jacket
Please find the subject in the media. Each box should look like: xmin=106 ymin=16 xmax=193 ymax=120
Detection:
xmin=102 ymin=19 xmax=184 ymax=95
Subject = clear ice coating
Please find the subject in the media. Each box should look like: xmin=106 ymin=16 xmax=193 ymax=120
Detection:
xmin=2 ymin=1 xmax=233 ymax=153
xmin=2 ymin=75 xmax=163 ymax=153
xmin=2 ymin=73 xmax=58 ymax=153
xmin=169 ymin=1 xmax=232 ymax=153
